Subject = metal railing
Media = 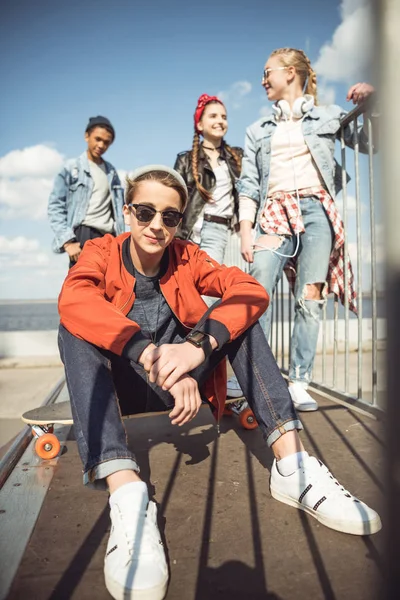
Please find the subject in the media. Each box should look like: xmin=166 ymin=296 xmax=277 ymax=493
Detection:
xmin=270 ymin=101 xmax=383 ymax=416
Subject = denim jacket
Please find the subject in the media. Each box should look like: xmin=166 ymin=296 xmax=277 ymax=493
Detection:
xmin=237 ymin=104 xmax=374 ymax=221
xmin=48 ymin=152 xmax=125 ymax=253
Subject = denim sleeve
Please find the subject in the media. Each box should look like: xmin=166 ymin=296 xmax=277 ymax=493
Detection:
xmin=236 ymin=126 xmax=261 ymax=204
xmin=48 ymin=167 xmax=76 ymax=253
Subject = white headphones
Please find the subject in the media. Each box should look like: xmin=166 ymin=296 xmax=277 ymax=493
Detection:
xmin=272 ymin=94 xmax=314 ymax=120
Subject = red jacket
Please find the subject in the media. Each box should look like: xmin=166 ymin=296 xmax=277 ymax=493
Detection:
xmin=59 ymin=233 xmax=269 ymax=420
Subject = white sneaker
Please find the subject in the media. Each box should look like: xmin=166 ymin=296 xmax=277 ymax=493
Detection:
xmin=227 ymin=375 xmax=243 ymax=398
xmin=104 ymin=497 xmax=168 ymax=600
xmin=270 ymin=455 xmax=382 ymax=535
xmin=289 ymin=383 xmax=318 ymax=412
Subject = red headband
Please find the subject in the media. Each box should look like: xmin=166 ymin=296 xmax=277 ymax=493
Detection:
xmin=194 ymin=93 xmax=224 ymax=134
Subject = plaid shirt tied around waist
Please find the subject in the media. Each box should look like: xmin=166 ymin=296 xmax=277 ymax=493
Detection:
xmin=258 ymin=186 xmax=357 ymax=314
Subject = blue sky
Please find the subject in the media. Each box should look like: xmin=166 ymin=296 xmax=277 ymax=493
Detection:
xmin=0 ymin=0 xmax=380 ymax=299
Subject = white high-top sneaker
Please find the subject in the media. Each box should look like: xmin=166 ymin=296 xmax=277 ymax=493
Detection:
xmin=227 ymin=375 xmax=243 ymax=398
xmin=270 ymin=455 xmax=382 ymax=535
xmin=104 ymin=497 xmax=168 ymax=600
xmin=289 ymin=382 xmax=319 ymax=412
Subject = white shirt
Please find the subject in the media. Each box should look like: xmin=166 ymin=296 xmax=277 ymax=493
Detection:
xmin=204 ymin=161 xmax=234 ymax=218
xmin=191 ymin=160 xmax=234 ymax=242
xmin=267 ymin=117 xmax=323 ymax=195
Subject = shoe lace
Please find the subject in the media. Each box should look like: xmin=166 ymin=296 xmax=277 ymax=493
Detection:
xmin=305 ymin=459 xmax=354 ymax=500
xmin=117 ymin=508 xmax=156 ymax=558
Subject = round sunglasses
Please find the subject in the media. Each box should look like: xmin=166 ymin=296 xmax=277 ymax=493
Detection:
xmin=128 ymin=203 xmax=183 ymax=228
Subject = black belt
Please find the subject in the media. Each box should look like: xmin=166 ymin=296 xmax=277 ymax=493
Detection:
xmin=203 ymin=213 xmax=240 ymax=232
xmin=203 ymin=214 xmax=233 ymax=227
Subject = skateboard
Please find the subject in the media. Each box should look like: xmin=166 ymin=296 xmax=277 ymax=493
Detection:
xmin=22 ymin=397 xmax=258 ymax=460
xmin=224 ymin=396 xmax=258 ymax=430
xmin=21 ymin=401 xmax=174 ymax=460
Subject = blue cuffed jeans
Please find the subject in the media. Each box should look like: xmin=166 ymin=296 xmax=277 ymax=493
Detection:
xmin=250 ymin=195 xmax=334 ymax=387
xmin=58 ymin=321 xmax=302 ymax=490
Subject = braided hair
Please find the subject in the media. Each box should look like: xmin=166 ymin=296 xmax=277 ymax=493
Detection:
xmin=270 ymin=47 xmax=318 ymax=105
xmin=191 ymin=101 xmax=242 ymax=203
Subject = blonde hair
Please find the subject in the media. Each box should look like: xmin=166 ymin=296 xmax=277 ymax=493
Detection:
xmin=270 ymin=47 xmax=318 ymax=105
xmin=192 ymin=101 xmax=242 ymax=203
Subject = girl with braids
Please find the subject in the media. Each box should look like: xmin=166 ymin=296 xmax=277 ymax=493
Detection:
xmin=174 ymin=94 xmax=245 ymax=398
xmin=174 ymin=94 xmax=243 ymax=264
xmin=238 ymin=47 xmax=377 ymax=411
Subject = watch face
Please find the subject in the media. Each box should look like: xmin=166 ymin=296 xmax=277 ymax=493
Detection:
xmin=189 ymin=331 xmax=206 ymax=344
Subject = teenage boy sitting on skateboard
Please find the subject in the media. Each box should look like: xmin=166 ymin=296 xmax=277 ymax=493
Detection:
xmin=58 ymin=165 xmax=381 ymax=600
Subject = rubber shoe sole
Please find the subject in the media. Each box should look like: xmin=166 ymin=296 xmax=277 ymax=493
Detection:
xmin=105 ymin=573 xmax=168 ymax=600
xmin=270 ymin=485 xmax=382 ymax=535
xmin=292 ymin=401 xmax=318 ymax=412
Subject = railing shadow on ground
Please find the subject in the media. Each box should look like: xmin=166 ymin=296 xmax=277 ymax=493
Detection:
xmin=30 ymin=396 xmax=383 ymax=600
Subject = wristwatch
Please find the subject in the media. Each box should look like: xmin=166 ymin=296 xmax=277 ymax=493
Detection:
xmin=186 ymin=330 xmax=213 ymax=359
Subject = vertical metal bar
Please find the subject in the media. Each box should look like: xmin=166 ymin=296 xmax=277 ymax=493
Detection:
xmin=322 ymin=300 xmax=327 ymax=384
xmin=270 ymin=293 xmax=274 ymax=351
xmin=333 ymin=295 xmax=339 ymax=388
xmin=280 ymin=277 xmax=285 ymax=370
xmin=367 ymin=116 xmax=378 ymax=406
xmin=288 ymin=287 xmax=292 ymax=368
xmin=353 ymin=119 xmax=364 ymax=400
xmin=275 ymin=284 xmax=279 ymax=363
xmin=340 ymin=127 xmax=350 ymax=393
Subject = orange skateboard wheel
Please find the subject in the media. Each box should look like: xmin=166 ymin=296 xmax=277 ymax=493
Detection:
xmin=35 ymin=433 xmax=61 ymax=460
xmin=239 ymin=408 xmax=258 ymax=430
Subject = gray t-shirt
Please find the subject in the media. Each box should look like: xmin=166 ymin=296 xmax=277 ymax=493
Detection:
xmin=120 ymin=238 xmax=230 ymax=364
xmin=127 ymin=269 xmax=185 ymax=346
xmin=82 ymin=160 xmax=115 ymax=233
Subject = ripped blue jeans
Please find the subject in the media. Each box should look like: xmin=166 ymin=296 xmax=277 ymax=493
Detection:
xmin=250 ymin=195 xmax=334 ymax=387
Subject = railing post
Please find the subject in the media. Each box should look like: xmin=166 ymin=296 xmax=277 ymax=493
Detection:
xmin=353 ymin=120 xmax=364 ymax=400
xmin=340 ymin=127 xmax=350 ymax=393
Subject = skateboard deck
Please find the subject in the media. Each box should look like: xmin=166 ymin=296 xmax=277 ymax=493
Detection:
xmin=22 ymin=396 xmax=257 ymax=460
xmin=22 ymin=400 xmax=171 ymax=427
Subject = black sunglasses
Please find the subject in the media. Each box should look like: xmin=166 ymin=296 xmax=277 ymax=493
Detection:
xmin=128 ymin=203 xmax=183 ymax=227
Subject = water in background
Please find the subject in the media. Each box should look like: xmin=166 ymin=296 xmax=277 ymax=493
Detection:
xmin=0 ymin=296 xmax=385 ymax=332
xmin=0 ymin=301 xmax=60 ymax=331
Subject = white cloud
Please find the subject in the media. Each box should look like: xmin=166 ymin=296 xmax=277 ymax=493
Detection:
xmin=318 ymin=83 xmax=336 ymax=105
xmin=0 ymin=235 xmax=50 ymax=269
xmin=0 ymin=234 xmax=68 ymax=276
xmin=348 ymin=223 xmax=385 ymax=265
xmin=335 ymin=194 xmax=358 ymax=213
xmin=259 ymin=105 xmax=270 ymax=118
xmin=0 ymin=145 xmax=64 ymax=178
xmin=0 ymin=235 xmax=40 ymax=253
xmin=314 ymin=0 xmax=374 ymax=84
xmin=217 ymin=80 xmax=252 ymax=109
xmin=0 ymin=145 xmax=64 ymax=220
xmin=0 ymin=235 xmax=70 ymax=298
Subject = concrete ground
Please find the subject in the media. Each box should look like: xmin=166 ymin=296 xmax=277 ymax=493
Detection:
xmin=0 ymin=362 xmax=64 ymax=458
xmin=8 ymin=393 xmax=384 ymax=600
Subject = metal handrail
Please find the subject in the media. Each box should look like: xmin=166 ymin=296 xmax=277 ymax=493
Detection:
xmin=0 ymin=375 xmax=65 ymax=490
xmin=339 ymin=94 xmax=376 ymax=128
